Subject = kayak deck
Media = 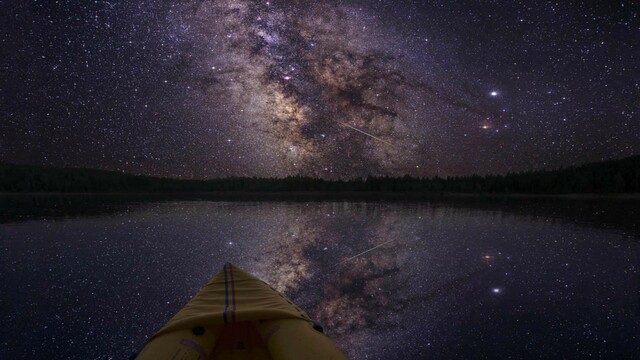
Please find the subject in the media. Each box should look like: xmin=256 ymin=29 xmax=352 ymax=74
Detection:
xmin=135 ymin=263 xmax=346 ymax=360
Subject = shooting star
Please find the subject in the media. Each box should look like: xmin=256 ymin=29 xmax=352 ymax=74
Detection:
xmin=338 ymin=239 xmax=396 ymax=265
xmin=338 ymin=121 xmax=395 ymax=147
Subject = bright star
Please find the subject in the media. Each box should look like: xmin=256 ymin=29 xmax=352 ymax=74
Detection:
xmin=492 ymin=288 xmax=502 ymax=294
xmin=490 ymin=91 xmax=498 ymax=96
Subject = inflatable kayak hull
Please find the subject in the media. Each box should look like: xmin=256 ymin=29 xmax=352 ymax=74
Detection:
xmin=135 ymin=263 xmax=346 ymax=360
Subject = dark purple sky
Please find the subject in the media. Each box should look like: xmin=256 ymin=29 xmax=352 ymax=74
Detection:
xmin=2 ymin=1 xmax=638 ymax=178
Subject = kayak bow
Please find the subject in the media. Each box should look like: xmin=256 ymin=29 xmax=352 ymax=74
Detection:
xmin=134 ymin=263 xmax=346 ymax=360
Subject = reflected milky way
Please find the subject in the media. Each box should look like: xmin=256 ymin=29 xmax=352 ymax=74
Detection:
xmin=1 ymin=198 xmax=639 ymax=359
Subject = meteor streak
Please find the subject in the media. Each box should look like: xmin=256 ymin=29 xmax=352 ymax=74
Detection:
xmin=338 ymin=121 xmax=395 ymax=147
xmin=339 ymin=239 xmax=396 ymax=264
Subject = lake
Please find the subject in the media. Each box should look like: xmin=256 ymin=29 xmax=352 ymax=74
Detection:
xmin=1 ymin=195 xmax=639 ymax=359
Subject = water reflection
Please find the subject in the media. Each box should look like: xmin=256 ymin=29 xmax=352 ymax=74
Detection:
xmin=1 ymin=198 xmax=638 ymax=359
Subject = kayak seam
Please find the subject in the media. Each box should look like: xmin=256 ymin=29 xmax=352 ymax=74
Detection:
xmin=223 ymin=263 xmax=229 ymax=323
xmin=179 ymin=338 xmax=208 ymax=360
xmin=230 ymin=264 xmax=237 ymax=322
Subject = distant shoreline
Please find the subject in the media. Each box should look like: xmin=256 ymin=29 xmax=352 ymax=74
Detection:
xmin=1 ymin=191 xmax=639 ymax=200
xmin=2 ymin=156 xmax=639 ymax=194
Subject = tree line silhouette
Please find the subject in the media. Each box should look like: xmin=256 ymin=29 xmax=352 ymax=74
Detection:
xmin=1 ymin=156 xmax=638 ymax=194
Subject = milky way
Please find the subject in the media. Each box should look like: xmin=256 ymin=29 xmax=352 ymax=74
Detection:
xmin=2 ymin=1 xmax=638 ymax=177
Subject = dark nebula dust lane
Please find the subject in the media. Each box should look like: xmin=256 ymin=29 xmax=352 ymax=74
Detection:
xmin=2 ymin=1 xmax=638 ymax=177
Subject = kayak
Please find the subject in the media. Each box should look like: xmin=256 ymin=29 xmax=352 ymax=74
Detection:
xmin=134 ymin=263 xmax=347 ymax=360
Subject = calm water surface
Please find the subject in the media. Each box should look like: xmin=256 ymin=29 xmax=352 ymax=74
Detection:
xmin=1 ymin=196 xmax=639 ymax=359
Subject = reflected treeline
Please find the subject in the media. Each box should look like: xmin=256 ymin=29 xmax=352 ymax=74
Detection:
xmin=1 ymin=155 xmax=639 ymax=193
xmin=432 ymin=196 xmax=640 ymax=236
xmin=1 ymin=194 xmax=638 ymax=236
xmin=0 ymin=194 xmax=148 ymax=223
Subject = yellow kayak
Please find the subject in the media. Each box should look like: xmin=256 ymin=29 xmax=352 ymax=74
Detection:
xmin=134 ymin=263 xmax=347 ymax=360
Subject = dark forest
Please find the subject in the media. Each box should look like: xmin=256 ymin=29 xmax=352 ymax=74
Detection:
xmin=2 ymin=156 xmax=638 ymax=194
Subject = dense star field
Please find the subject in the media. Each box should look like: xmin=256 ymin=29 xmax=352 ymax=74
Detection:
xmin=2 ymin=1 xmax=638 ymax=178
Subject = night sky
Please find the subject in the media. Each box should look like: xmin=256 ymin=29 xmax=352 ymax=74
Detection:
xmin=2 ymin=1 xmax=639 ymax=178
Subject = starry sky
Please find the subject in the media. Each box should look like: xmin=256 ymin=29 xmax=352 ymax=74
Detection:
xmin=2 ymin=0 xmax=639 ymax=178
